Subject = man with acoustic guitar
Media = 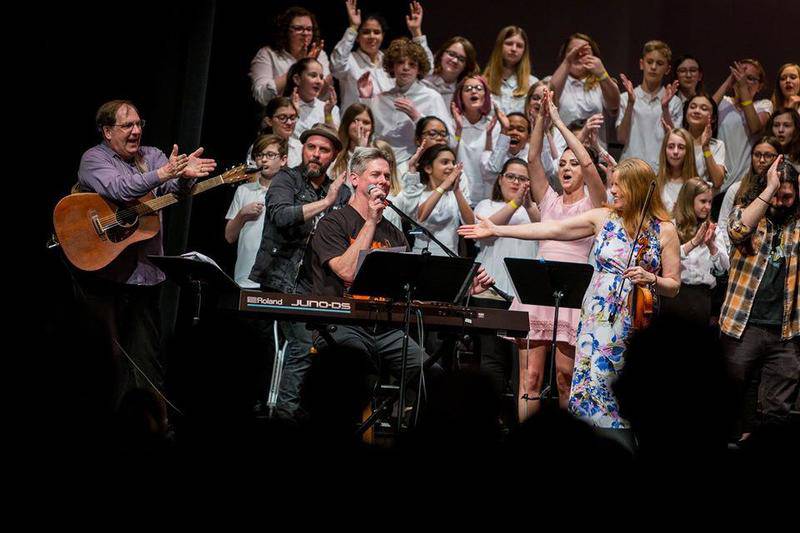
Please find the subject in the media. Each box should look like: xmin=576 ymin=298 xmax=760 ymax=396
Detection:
xmin=73 ymin=99 xmax=216 ymax=412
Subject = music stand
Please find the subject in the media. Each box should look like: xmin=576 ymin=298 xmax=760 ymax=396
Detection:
xmin=149 ymin=254 xmax=240 ymax=324
xmin=351 ymin=251 xmax=476 ymax=432
xmin=505 ymin=258 xmax=594 ymax=407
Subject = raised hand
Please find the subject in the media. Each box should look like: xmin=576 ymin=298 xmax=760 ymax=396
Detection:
xmin=486 ymin=108 xmax=499 ymax=134
xmin=545 ymin=89 xmax=561 ymax=125
xmin=443 ymin=162 xmax=464 ymax=190
xmin=702 ymin=221 xmax=717 ymax=246
xmin=513 ymin=181 xmax=530 ymax=206
xmin=326 ymin=171 xmax=348 ymax=207
xmin=457 ymin=215 xmax=497 ymax=240
xmin=598 ymin=151 xmax=617 ymax=178
xmin=766 ymin=154 xmax=784 ymax=192
xmin=700 ymin=117 xmax=713 ymax=148
xmin=184 ymin=147 xmax=217 ymax=178
xmin=564 ymin=42 xmax=590 ymax=65
xmin=306 ymin=39 xmax=325 ymax=60
xmin=619 ymin=73 xmax=636 ymax=103
xmin=345 ymin=0 xmax=361 ymax=28
xmin=581 ymin=54 xmax=606 ymax=77
xmin=291 ymin=87 xmax=302 ymax=109
xmin=496 ymin=106 xmax=510 ymax=133
xmin=394 ymin=97 xmax=420 ymax=121
xmin=706 ymin=225 xmax=719 ymax=255
xmin=166 ymin=144 xmax=189 ymax=179
xmin=357 ymin=71 xmax=374 ymax=98
xmin=661 ymin=80 xmax=679 ymax=108
xmin=407 ymin=137 xmax=431 ymax=172
xmin=690 ymin=219 xmax=710 ymax=248
xmin=470 ymin=265 xmax=495 ymax=295
xmin=406 ymin=1 xmax=424 ymax=37
xmin=660 ymin=116 xmax=673 ymax=135
xmin=324 ymin=87 xmax=338 ymax=116
xmin=451 ymin=100 xmax=464 ymax=137
xmin=579 ymin=113 xmax=604 ymax=144
xmin=355 ymin=123 xmax=370 ymax=147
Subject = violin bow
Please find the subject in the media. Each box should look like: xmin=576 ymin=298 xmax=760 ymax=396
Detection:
xmin=609 ymin=180 xmax=657 ymax=323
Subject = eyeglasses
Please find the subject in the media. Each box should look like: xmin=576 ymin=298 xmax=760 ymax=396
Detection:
xmin=444 ymin=49 xmax=467 ymax=64
xmin=273 ymin=114 xmax=298 ymax=124
xmin=289 ymin=24 xmax=313 ymax=33
xmin=113 ymin=120 xmax=145 ymax=131
xmin=745 ymin=75 xmax=761 ymax=83
xmin=462 ymin=84 xmax=485 ymax=93
xmin=502 ymin=172 xmax=529 ymax=183
xmin=677 ymin=67 xmax=699 ymax=75
xmin=422 ymin=130 xmax=448 ymax=139
xmin=753 ymin=152 xmax=777 ymax=161
xmin=256 ymin=151 xmax=282 ymax=160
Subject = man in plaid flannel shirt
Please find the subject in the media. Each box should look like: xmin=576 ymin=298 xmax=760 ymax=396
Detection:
xmin=720 ymin=155 xmax=799 ymax=434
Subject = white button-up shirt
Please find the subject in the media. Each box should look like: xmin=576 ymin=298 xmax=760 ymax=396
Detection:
xmin=616 ymin=85 xmax=683 ymax=173
xmin=559 ymin=75 xmax=608 ymax=149
xmin=225 ymin=181 xmax=270 ymax=288
xmin=458 ymin=114 xmax=498 ymax=206
xmin=293 ymin=98 xmax=340 ymax=143
xmin=679 ymin=227 xmax=730 ymax=288
xmin=717 ymin=96 xmax=773 ymax=189
xmin=249 ymin=46 xmax=331 ymax=107
xmin=362 ymin=80 xmax=452 ymax=163
xmin=493 ymin=73 xmax=539 ymax=115
xmin=693 ymin=138 xmax=726 ymax=183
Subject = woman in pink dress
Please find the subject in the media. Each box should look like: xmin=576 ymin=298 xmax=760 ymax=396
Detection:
xmin=512 ymin=89 xmax=607 ymax=418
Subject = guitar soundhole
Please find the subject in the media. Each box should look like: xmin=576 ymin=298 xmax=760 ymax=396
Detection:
xmin=106 ymin=211 xmax=140 ymax=243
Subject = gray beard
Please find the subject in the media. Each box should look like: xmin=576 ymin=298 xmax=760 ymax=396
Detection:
xmin=302 ymin=162 xmax=326 ymax=180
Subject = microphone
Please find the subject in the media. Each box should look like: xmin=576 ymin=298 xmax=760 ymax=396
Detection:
xmin=366 ymin=183 xmax=387 ymax=200
xmin=245 ymin=165 xmax=263 ymax=174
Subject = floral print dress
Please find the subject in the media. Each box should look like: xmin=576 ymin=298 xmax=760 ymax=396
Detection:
xmin=568 ymin=212 xmax=662 ymax=429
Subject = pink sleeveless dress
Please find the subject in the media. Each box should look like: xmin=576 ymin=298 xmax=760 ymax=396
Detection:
xmin=510 ymin=187 xmax=595 ymax=345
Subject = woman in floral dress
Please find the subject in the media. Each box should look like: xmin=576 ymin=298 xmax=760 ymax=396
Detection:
xmin=459 ymin=158 xmax=681 ymax=434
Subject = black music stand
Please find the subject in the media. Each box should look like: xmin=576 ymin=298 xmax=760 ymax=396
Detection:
xmin=351 ymin=251 xmax=476 ymax=432
xmin=149 ymin=254 xmax=240 ymax=324
xmin=505 ymin=258 xmax=594 ymax=407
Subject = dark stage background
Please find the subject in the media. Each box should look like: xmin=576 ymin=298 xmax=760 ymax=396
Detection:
xmin=39 ymin=0 xmax=797 ymax=333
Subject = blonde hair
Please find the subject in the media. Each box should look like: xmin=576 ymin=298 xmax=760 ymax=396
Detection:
xmin=656 ymin=128 xmax=697 ymax=194
xmin=483 ymin=26 xmax=532 ymax=98
xmin=614 ymin=158 xmax=671 ymax=237
xmin=673 ymin=178 xmax=712 ymax=243
xmin=642 ymin=40 xmax=672 ymax=63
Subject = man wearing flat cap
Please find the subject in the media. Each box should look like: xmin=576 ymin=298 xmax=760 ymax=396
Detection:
xmin=250 ymin=122 xmax=350 ymax=423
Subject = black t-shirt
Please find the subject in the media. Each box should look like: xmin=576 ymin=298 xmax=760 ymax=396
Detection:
xmin=749 ymin=229 xmax=787 ymax=327
xmin=311 ymin=204 xmax=409 ymax=297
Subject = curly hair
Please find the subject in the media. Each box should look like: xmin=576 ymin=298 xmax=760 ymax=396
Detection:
xmin=274 ymin=7 xmax=321 ymax=54
xmin=383 ymin=37 xmax=430 ymax=79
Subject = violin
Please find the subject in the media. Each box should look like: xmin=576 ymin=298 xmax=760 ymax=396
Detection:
xmin=613 ymin=180 xmax=659 ymax=330
xmin=628 ymin=233 xmax=657 ymax=330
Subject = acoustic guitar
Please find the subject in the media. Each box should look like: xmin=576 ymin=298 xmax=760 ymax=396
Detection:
xmin=53 ymin=165 xmax=252 ymax=271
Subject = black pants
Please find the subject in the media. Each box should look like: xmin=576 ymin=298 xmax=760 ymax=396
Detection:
xmin=722 ymin=325 xmax=800 ymax=432
xmin=308 ymin=325 xmax=426 ymax=425
xmin=72 ymin=276 xmax=163 ymax=411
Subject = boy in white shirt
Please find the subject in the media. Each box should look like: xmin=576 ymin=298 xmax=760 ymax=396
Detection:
xmin=357 ymin=37 xmax=452 ymax=169
xmin=616 ymin=40 xmax=683 ymax=173
xmin=225 ymin=135 xmax=287 ymax=287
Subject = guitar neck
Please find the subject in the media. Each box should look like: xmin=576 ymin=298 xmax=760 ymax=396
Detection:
xmin=140 ymin=174 xmax=232 ymax=213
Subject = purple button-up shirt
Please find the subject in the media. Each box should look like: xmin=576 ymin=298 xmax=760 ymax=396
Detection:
xmin=77 ymin=142 xmax=185 ymax=285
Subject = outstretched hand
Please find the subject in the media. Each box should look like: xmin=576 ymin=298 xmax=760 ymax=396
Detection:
xmin=457 ymin=215 xmax=497 ymax=240
xmin=184 ymin=147 xmax=217 ymax=178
